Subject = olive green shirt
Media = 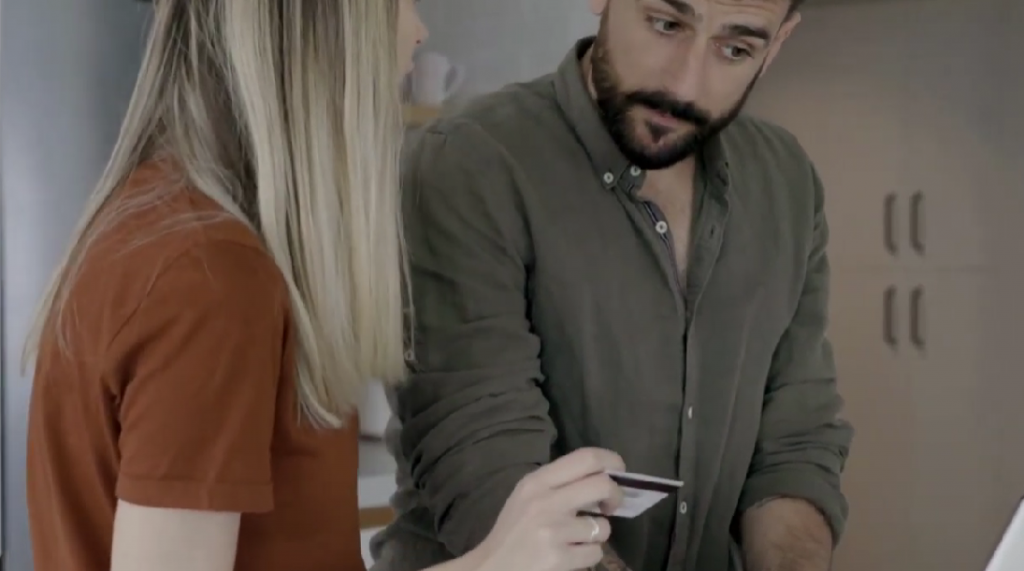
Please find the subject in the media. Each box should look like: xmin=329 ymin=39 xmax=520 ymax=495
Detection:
xmin=371 ymin=38 xmax=852 ymax=571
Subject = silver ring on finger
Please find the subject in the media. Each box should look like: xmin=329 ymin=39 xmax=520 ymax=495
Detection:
xmin=588 ymin=516 xmax=601 ymax=543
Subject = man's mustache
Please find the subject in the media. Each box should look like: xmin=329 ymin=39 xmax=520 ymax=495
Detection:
xmin=624 ymin=91 xmax=711 ymax=127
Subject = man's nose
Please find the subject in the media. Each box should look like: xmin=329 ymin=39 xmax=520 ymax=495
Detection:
xmin=664 ymin=41 xmax=709 ymax=104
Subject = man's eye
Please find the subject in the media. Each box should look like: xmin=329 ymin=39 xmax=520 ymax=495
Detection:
xmin=648 ymin=17 xmax=681 ymax=35
xmin=720 ymin=44 xmax=752 ymax=61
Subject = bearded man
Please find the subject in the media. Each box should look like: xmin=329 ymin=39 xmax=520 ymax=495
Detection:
xmin=372 ymin=1 xmax=852 ymax=570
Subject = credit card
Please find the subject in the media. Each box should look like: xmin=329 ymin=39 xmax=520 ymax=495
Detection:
xmin=582 ymin=470 xmax=683 ymax=519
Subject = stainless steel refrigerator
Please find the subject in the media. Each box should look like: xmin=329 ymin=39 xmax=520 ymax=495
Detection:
xmin=0 ymin=0 xmax=152 ymax=568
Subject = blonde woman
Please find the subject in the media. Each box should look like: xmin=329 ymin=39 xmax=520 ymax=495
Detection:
xmin=23 ymin=1 xmax=623 ymax=571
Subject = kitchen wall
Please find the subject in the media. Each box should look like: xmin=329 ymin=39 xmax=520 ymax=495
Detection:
xmin=1 ymin=1 xmax=152 ymax=568
xmin=418 ymin=0 xmax=598 ymax=96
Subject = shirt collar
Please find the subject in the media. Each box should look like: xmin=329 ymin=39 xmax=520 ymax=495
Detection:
xmin=553 ymin=37 xmax=732 ymax=196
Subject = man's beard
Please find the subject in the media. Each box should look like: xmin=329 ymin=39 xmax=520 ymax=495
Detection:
xmin=590 ymin=32 xmax=761 ymax=171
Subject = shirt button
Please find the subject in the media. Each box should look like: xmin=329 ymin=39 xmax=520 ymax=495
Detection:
xmin=687 ymin=406 xmax=693 ymax=419
xmin=404 ymin=350 xmax=415 ymax=361
xmin=603 ymin=172 xmax=614 ymax=184
xmin=629 ymin=166 xmax=642 ymax=176
xmin=655 ymin=221 xmax=669 ymax=234
xmin=679 ymin=501 xmax=688 ymax=514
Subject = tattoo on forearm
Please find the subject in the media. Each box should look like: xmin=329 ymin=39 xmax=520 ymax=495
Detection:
xmin=590 ymin=542 xmax=632 ymax=571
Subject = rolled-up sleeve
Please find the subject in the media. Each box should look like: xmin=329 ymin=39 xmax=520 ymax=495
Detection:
xmin=737 ymin=163 xmax=854 ymax=543
xmin=393 ymin=123 xmax=556 ymax=555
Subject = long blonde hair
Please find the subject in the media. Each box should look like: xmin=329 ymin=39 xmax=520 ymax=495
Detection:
xmin=21 ymin=0 xmax=408 ymax=427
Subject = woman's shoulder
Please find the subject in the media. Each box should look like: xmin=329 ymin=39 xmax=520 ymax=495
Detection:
xmin=105 ymin=161 xmax=269 ymax=263
xmin=64 ymin=163 xmax=290 ymax=356
xmin=91 ymin=162 xmax=284 ymax=298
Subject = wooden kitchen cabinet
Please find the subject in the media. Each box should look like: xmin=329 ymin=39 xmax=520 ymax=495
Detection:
xmin=897 ymin=8 xmax=1004 ymax=272
xmin=828 ymin=271 xmax=1010 ymax=571
xmin=749 ymin=0 xmax=1024 ymax=569
xmin=826 ymin=271 xmax=1011 ymax=571
xmin=746 ymin=6 xmax=910 ymax=273
xmin=896 ymin=7 xmax=1013 ymax=565
xmin=827 ymin=270 xmax=914 ymax=571
xmin=906 ymin=273 xmax=1001 ymax=571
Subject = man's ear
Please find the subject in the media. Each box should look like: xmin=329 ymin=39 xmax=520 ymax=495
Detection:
xmin=761 ymin=12 xmax=800 ymax=76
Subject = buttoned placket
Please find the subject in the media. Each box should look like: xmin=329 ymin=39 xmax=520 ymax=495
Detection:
xmin=598 ymin=160 xmax=731 ymax=571
xmin=607 ymin=166 xmax=686 ymax=316
xmin=609 ymin=164 xmax=705 ymax=569
xmin=666 ymin=164 xmax=730 ymax=571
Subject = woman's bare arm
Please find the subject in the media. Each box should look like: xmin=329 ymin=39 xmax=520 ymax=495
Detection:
xmin=110 ymin=501 xmax=241 ymax=571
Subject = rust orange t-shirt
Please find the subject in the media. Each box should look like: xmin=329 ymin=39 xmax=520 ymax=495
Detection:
xmin=27 ymin=164 xmax=367 ymax=571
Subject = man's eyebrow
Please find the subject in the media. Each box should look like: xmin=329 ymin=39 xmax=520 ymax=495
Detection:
xmin=653 ymin=0 xmax=773 ymax=42
xmin=659 ymin=0 xmax=698 ymax=19
xmin=722 ymin=23 xmax=772 ymax=43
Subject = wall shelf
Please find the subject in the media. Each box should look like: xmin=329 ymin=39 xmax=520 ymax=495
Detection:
xmin=403 ymin=105 xmax=440 ymax=127
xmin=359 ymin=505 xmax=395 ymax=529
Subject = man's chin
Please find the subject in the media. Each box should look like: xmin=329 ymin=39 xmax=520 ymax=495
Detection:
xmin=623 ymin=152 xmax=686 ymax=171
xmin=620 ymin=140 xmax=698 ymax=170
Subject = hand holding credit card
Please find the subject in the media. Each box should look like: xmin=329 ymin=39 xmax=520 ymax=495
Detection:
xmin=583 ymin=470 xmax=684 ymax=518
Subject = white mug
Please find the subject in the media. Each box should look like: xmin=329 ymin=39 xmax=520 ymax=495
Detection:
xmin=410 ymin=51 xmax=466 ymax=106
xmin=358 ymin=380 xmax=391 ymax=438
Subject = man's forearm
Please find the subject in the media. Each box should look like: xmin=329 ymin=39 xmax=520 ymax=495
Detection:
xmin=741 ymin=497 xmax=832 ymax=571
xmin=589 ymin=542 xmax=632 ymax=571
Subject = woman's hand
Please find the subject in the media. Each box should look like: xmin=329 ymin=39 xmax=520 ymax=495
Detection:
xmin=470 ymin=448 xmax=625 ymax=571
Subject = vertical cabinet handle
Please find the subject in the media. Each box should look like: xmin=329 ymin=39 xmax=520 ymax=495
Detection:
xmin=910 ymin=191 xmax=924 ymax=256
xmin=883 ymin=193 xmax=898 ymax=256
xmin=910 ymin=286 xmax=925 ymax=351
xmin=883 ymin=286 xmax=897 ymax=350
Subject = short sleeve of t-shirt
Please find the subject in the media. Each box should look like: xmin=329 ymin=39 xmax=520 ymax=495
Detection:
xmin=107 ymin=239 xmax=290 ymax=513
